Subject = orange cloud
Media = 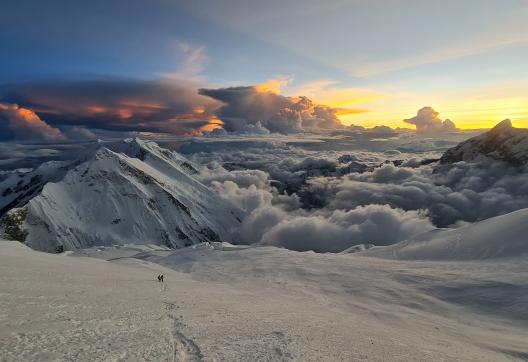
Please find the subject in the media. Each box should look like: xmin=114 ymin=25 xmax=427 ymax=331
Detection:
xmin=199 ymin=85 xmax=343 ymax=133
xmin=254 ymin=76 xmax=293 ymax=94
xmin=0 ymin=102 xmax=65 ymax=141
xmin=195 ymin=118 xmax=224 ymax=135
xmin=86 ymin=106 xmax=108 ymax=114
xmin=1 ymin=78 xmax=223 ymax=135
xmin=294 ymin=80 xmax=383 ymax=104
xmin=289 ymin=80 xmax=385 ymax=124
xmin=334 ymin=108 xmax=369 ymax=116
xmin=287 ymin=79 xmax=528 ymax=130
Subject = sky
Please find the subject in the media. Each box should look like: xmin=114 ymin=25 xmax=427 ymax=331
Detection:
xmin=1 ymin=0 xmax=528 ymax=137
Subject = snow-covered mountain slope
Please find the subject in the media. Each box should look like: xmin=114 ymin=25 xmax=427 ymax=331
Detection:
xmin=0 ymin=161 xmax=73 ymax=217
xmin=440 ymin=119 xmax=528 ymax=166
xmin=2 ymin=239 xmax=528 ymax=361
xmin=362 ymin=208 xmax=528 ymax=260
xmin=0 ymin=138 xmax=242 ymax=252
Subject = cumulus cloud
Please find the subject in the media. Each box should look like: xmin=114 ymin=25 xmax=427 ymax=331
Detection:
xmin=202 ymin=166 xmax=434 ymax=252
xmin=0 ymin=102 xmax=65 ymax=141
xmin=181 ymin=129 xmax=528 ymax=252
xmin=198 ymin=86 xmax=344 ymax=134
xmin=301 ymin=160 xmax=528 ymax=227
xmin=198 ymin=163 xmax=271 ymax=190
xmin=1 ymin=77 xmax=351 ymax=138
xmin=211 ymin=180 xmax=273 ymax=213
xmin=259 ymin=205 xmax=433 ymax=252
xmin=238 ymin=206 xmax=287 ymax=245
xmin=63 ymin=126 xmax=97 ymax=140
xmin=181 ymin=133 xmax=446 ymax=199
xmin=1 ymin=78 xmax=465 ymax=140
xmin=193 ymin=155 xmax=435 ymax=252
xmin=404 ymin=107 xmax=457 ymax=134
xmin=0 ymin=77 xmax=222 ymax=136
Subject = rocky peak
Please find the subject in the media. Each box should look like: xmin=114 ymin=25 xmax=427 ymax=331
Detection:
xmin=490 ymin=118 xmax=513 ymax=131
xmin=439 ymin=120 xmax=528 ymax=166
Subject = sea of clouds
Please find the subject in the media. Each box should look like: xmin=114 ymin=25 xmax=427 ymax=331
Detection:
xmin=169 ymin=130 xmax=528 ymax=252
xmin=1 ymin=127 xmax=526 ymax=253
xmin=2 ymin=75 xmax=525 ymax=252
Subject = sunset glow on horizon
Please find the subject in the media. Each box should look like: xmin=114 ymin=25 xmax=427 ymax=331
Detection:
xmin=285 ymin=79 xmax=528 ymax=130
xmin=1 ymin=0 xmax=527 ymax=135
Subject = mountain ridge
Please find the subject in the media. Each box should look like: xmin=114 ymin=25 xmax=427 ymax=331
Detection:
xmin=440 ymin=119 xmax=528 ymax=166
xmin=0 ymin=138 xmax=242 ymax=252
xmin=361 ymin=207 xmax=528 ymax=260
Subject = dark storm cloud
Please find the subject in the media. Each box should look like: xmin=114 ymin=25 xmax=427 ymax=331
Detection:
xmin=198 ymin=86 xmax=344 ymax=134
xmin=0 ymin=77 xmax=222 ymax=135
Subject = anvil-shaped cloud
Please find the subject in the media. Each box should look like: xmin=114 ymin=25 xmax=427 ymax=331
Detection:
xmin=0 ymin=77 xmax=222 ymax=139
xmin=404 ymin=107 xmax=457 ymax=134
xmin=0 ymin=77 xmax=354 ymax=140
xmin=199 ymin=85 xmax=345 ymax=134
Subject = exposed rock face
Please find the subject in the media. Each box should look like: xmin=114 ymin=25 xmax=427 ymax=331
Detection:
xmin=1 ymin=208 xmax=28 ymax=242
xmin=0 ymin=139 xmax=242 ymax=252
xmin=440 ymin=119 xmax=528 ymax=166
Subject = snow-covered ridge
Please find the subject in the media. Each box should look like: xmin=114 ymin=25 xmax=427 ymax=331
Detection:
xmin=0 ymin=160 xmax=79 ymax=217
xmin=362 ymin=208 xmax=528 ymax=260
xmin=440 ymin=119 xmax=528 ymax=166
xmin=0 ymin=138 xmax=242 ymax=252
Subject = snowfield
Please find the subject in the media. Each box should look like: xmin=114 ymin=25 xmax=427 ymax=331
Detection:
xmin=2 ymin=129 xmax=528 ymax=361
xmin=1 ymin=237 xmax=527 ymax=361
xmin=363 ymin=208 xmax=528 ymax=260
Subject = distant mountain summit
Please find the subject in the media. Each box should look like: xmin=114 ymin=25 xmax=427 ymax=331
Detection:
xmin=440 ymin=119 xmax=528 ymax=166
xmin=0 ymin=138 xmax=242 ymax=252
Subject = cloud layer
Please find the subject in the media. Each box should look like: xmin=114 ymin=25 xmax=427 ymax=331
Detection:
xmin=2 ymin=125 xmax=523 ymax=253
xmin=196 ymin=161 xmax=434 ymax=252
xmin=178 ymin=131 xmax=528 ymax=252
xmin=1 ymin=77 xmax=222 ymax=136
xmin=199 ymin=86 xmax=344 ymax=134
xmin=1 ymin=78 xmax=356 ymax=138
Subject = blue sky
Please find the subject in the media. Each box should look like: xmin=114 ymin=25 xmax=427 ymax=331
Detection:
xmin=1 ymin=0 xmax=528 ymax=129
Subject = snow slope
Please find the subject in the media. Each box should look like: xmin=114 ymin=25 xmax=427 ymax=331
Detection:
xmin=0 ymin=139 xmax=242 ymax=252
xmin=1 ymin=240 xmax=527 ymax=361
xmin=362 ymin=208 xmax=528 ymax=260
xmin=0 ymin=160 xmax=72 ymax=217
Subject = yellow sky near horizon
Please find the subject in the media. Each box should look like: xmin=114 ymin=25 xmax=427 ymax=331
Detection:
xmin=338 ymin=96 xmax=528 ymax=130
xmin=285 ymin=79 xmax=528 ymax=130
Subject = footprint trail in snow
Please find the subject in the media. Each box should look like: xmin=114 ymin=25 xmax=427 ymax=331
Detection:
xmin=164 ymin=301 xmax=203 ymax=362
